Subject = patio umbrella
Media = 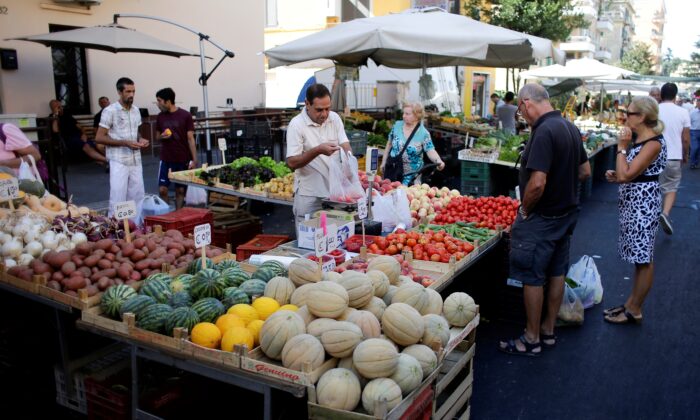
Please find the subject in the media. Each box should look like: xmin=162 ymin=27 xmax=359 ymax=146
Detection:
xmin=264 ymin=9 xmax=562 ymax=70
xmin=8 ymin=23 xmax=200 ymax=57
xmin=520 ymin=58 xmax=636 ymax=80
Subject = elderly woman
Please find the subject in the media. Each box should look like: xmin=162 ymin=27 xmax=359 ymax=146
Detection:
xmin=0 ymin=123 xmax=42 ymax=174
xmin=380 ymin=102 xmax=444 ymax=185
xmin=603 ymin=96 xmax=666 ymax=324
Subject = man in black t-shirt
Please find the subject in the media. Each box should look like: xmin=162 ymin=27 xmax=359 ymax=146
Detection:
xmin=499 ymin=84 xmax=591 ymax=357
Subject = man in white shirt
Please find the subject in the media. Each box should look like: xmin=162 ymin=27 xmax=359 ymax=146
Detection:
xmin=658 ymin=83 xmax=691 ymax=235
xmin=286 ymin=84 xmax=352 ymax=227
xmin=690 ymin=98 xmax=700 ymax=169
xmin=95 ymin=77 xmax=150 ymax=219
xmin=681 ymin=98 xmax=695 ymax=114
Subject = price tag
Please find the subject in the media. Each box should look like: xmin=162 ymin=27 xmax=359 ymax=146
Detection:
xmin=321 ymin=258 xmax=336 ymax=272
xmin=0 ymin=178 xmax=19 ymax=200
xmin=314 ymin=229 xmax=326 ymax=257
xmin=114 ymin=200 xmax=136 ymax=220
xmin=194 ymin=224 xmax=212 ymax=248
xmin=218 ymin=138 xmax=227 ymax=151
xmin=325 ymin=225 xmax=338 ymax=253
xmin=357 ymin=198 xmax=368 ymax=220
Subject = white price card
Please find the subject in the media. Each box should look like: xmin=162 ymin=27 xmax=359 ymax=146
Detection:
xmin=114 ymin=200 xmax=137 ymax=220
xmin=314 ymin=229 xmax=326 ymax=257
xmin=357 ymin=198 xmax=368 ymax=220
xmin=0 ymin=178 xmax=19 ymax=200
xmin=194 ymin=223 xmax=212 ymax=248
xmin=218 ymin=138 xmax=227 ymax=151
xmin=321 ymin=258 xmax=336 ymax=273
xmin=325 ymin=225 xmax=338 ymax=253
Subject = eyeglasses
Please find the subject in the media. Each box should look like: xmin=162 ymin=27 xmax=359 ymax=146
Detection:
xmin=625 ymin=110 xmax=642 ymax=116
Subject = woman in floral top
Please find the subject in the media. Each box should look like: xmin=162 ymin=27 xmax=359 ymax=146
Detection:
xmin=381 ymin=102 xmax=445 ymax=185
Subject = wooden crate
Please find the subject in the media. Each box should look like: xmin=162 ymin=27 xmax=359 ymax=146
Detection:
xmin=240 ymin=348 xmax=337 ymax=387
xmin=434 ymin=328 xmax=477 ymax=420
xmin=443 ymin=311 xmax=480 ymax=358
xmin=167 ymin=252 xmax=258 ymax=277
xmin=0 ymin=267 xmax=100 ymax=311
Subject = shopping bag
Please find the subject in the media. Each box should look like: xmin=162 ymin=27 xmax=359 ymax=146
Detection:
xmin=142 ymin=195 xmax=171 ymax=217
xmin=328 ymin=150 xmax=365 ymax=203
xmin=18 ymin=159 xmax=36 ymax=181
xmin=557 ymin=283 xmax=584 ymax=325
xmin=566 ymin=255 xmax=603 ymax=309
xmin=371 ymin=189 xmax=412 ymax=233
xmin=185 ymin=186 xmax=208 ymax=206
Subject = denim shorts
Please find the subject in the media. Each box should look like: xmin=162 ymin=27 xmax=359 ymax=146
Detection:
xmin=509 ymin=209 xmax=580 ymax=287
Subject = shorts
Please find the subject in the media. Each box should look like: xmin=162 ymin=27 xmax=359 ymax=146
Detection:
xmin=659 ymin=160 xmax=681 ymax=194
xmin=509 ymin=209 xmax=579 ymax=287
xmin=158 ymin=161 xmax=189 ymax=187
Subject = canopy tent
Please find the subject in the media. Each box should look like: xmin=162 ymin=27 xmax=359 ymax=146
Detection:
xmin=520 ymin=58 xmax=635 ymax=80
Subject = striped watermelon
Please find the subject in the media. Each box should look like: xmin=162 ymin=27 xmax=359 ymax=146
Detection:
xmin=101 ymin=284 xmax=137 ymax=319
xmin=170 ymin=274 xmax=193 ymax=293
xmin=215 ymin=259 xmax=240 ymax=272
xmin=119 ymin=295 xmax=156 ymax=320
xmin=261 ymin=260 xmax=287 ymax=277
xmin=191 ymin=298 xmax=225 ymax=323
xmin=221 ymin=268 xmax=250 ymax=288
xmin=221 ymin=287 xmax=250 ymax=309
xmin=239 ymin=279 xmax=267 ymax=298
xmin=168 ymin=291 xmax=193 ymax=308
xmin=164 ymin=307 xmax=200 ymax=336
xmin=136 ymin=304 xmax=174 ymax=332
xmin=251 ymin=266 xmax=277 ymax=283
xmin=191 ymin=268 xmax=227 ymax=300
xmin=145 ymin=273 xmax=173 ymax=285
xmin=188 ymin=257 xmax=216 ymax=274
xmin=139 ymin=278 xmax=172 ymax=304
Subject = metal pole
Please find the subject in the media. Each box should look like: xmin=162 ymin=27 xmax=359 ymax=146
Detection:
xmin=199 ymin=37 xmax=213 ymax=163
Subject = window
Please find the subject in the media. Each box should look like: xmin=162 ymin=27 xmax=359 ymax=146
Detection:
xmin=265 ymin=0 xmax=278 ymax=27
xmin=49 ymin=24 xmax=91 ymax=115
xmin=342 ymin=0 xmax=371 ymax=22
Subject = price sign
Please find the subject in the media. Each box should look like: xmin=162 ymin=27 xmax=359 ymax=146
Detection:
xmin=321 ymin=258 xmax=336 ymax=273
xmin=325 ymin=225 xmax=338 ymax=253
xmin=357 ymin=198 xmax=368 ymax=220
xmin=194 ymin=224 xmax=212 ymax=248
xmin=0 ymin=178 xmax=19 ymax=200
xmin=114 ymin=201 xmax=136 ymax=220
xmin=218 ymin=138 xmax=227 ymax=151
xmin=314 ymin=228 xmax=326 ymax=257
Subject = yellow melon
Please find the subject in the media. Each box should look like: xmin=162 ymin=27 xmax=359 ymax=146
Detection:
xmin=227 ymin=304 xmax=259 ymax=325
xmin=215 ymin=314 xmax=246 ymax=336
xmin=252 ymin=297 xmax=281 ymax=321
xmin=279 ymin=304 xmax=299 ymax=312
xmin=190 ymin=323 xmax=222 ymax=349
xmin=247 ymin=319 xmax=265 ymax=346
xmin=221 ymin=326 xmax=254 ymax=352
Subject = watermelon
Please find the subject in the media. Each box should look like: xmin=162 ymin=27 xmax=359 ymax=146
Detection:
xmin=139 ymin=278 xmax=172 ymax=304
xmin=260 ymin=260 xmax=287 ymax=277
xmin=220 ymin=268 xmax=250 ymax=288
xmin=191 ymin=268 xmax=227 ymax=300
xmin=191 ymin=298 xmax=225 ymax=323
xmin=239 ymin=279 xmax=267 ymax=298
xmin=170 ymin=274 xmax=193 ymax=293
xmin=145 ymin=273 xmax=173 ymax=285
xmin=119 ymin=295 xmax=156 ymax=320
xmin=188 ymin=257 xmax=215 ymax=274
xmin=136 ymin=304 xmax=174 ymax=332
xmin=221 ymin=287 xmax=250 ymax=309
xmin=168 ymin=291 xmax=193 ymax=308
xmin=251 ymin=266 xmax=277 ymax=283
xmin=101 ymin=285 xmax=137 ymax=319
xmin=164 ymin=307 xmax=200 ymax=336
xmin=215 ymin=259 xmax=240 ymax=272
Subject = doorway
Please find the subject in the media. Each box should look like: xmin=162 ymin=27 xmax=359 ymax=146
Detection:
xmin=471 ymin=72 xmax=490 ymax=118
xmin=49 ymin=24 xmax=91 ymax=115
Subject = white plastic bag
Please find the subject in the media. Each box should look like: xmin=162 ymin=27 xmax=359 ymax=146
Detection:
xmin=371 ymin=189 xmax=412 ymax=233
xmin=18 ymin=159 xmax=37 ymax=181
xmin=142 ymin=195 xmax=171 ymax=217
xmin=558 ymin=283 xmax=584 ymax=325
xmin=185 ymin=186 xmax=208 ymax=206
xmin=328 ymin=150 xmax=365 ymax=203
xmin=566 ymin=255 xmax=603 ymax=309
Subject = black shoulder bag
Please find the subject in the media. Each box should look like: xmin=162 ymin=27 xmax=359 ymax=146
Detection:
xmin=383 ymin=123 xmax=420 ymax=182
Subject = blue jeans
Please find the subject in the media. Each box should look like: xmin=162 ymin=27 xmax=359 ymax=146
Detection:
xmin=691 ymin=130 xmax=700 ymax=166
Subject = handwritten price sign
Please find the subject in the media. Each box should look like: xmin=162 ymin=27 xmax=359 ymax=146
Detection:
xmin=218 ymin=138 xmax=227 ymax=151
xmin=0 ymin=178 xmax=19 ymax=200
xmin=114 ymin=201 xmax=136 ymax=220
xmin=194 ymin=223 xmax=212 ymax=248
xmin=357 ymin=198 xmax=368 ymax=220
xmin=314 ymin=225 xmax=339 ymax=257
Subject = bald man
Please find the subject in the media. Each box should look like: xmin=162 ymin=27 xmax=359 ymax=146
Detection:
xmin=649 ymin=87 xmax=661 ymax=103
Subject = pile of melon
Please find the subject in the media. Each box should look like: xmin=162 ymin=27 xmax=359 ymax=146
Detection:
xmin=253 ymin=256 xmax=478 ymax=415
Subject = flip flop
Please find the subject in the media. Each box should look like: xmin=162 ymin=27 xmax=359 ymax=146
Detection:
xmin=499 ymin=334 xmax=542 ymax=357
xmin=603 ymin=304 xmax=626 ymax=316
xmin=604 ymin=310 xmax=642 ymax=325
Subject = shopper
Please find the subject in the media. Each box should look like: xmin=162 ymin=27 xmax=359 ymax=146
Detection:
xmin=49 ymin=99 xmax=108 ymax=167
xmin=0 ymin=123 xmax=42 ymax=173
xmin=649 ymin=87 xmax=661 ymax=103
xmin=657 ymin=83 xmax=690 ymax=235
xmin=286 ymin=83 xmax=353 ymax=227
xmin=603 ymin=96 xmax=666 ymax=324
xmin=496 ymin=92 xmax=518 ymax=134
xmin=95 ymin=77 xmax=149 ymax=218
xmin=93 ymin=96 xmax=110 ymax=130
xmin=381 ymin=102 xmax=445 ymax=185
xmin=490 ymin=93 xmax=505 ymax=117
xmin=155 ymin=87 xmax=197 ymax=209
xmin=499 ymin=83 xmax=590 ymax=357
xmin=690 ymin=98 xmax=700 ymax=169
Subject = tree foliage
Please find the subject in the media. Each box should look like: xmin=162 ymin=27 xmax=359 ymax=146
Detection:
xmin=619 ymin=42 xmax=654 ymax=75
xmin=685 ymin=37 xmax=700 ymax=77
xmin=661 ymin=48 xmax=683 ymax=77
xmin=464 ymin=0 xmax=586 ymax=42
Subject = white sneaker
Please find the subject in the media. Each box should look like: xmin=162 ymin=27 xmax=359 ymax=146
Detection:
xmin=659 ymin=213 xmax=673 ymax=235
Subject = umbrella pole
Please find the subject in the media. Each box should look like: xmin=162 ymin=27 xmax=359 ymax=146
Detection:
xmin=199 ymin=37 xmax=213 ymax=164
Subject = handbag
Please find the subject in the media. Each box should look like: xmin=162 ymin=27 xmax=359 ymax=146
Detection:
xmin=383 ymin=123 xmax=420 ymax=182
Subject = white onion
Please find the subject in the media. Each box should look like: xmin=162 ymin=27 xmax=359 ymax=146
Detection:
xmin=17 ymin=253 xmax=34 ymax=266
xmin=55 ymin=245 xmax=68 ymax=252
xmin=25 ymin=241 xmax=43 ymax=258
xmin=3 ymin=258 xmax=17 ymax=268
xmin=11 ymin=224 xmax=29 ymax=239
xmin=70 ymin=232 xmax=87 ymax=245
xmin=2 ymin=240 xmax=23 ymax=258
xmin=0 ymin=232 xmax=11 ymax=245
xmin=55 ymin=233 xmax=68 ymax=243
xmin=41 ymin=231 xmax=58 ymax=250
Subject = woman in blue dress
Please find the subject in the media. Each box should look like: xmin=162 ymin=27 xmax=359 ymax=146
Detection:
xmin=380 ymin=102 xmax=445 ymax=185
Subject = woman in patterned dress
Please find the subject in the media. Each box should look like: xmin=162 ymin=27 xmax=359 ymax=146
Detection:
xmin=603 ymin=96 xmax=667 ymax=324
xmin=381 ymin=103 xmax=445 ymax=185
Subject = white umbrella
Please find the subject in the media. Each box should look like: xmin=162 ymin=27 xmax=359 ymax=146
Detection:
xmin=520 ymin=58 xmax=636 ymax=80
xmin=265 ymin=9 xmax=562 ymax=70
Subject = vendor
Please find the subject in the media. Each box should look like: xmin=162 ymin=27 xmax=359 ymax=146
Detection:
xmin=0 ymin=123 xmax=42 ymax=173
xmin=286 ymin=83 xmax=352 ymax=227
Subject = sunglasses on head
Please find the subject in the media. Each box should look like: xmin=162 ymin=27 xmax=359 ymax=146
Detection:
xmin=625 ymin=110 xmax=641 ymax=116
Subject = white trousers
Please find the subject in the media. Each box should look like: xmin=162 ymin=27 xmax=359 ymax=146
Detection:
xmin=108 ymin=160 xmax=145 ymax=221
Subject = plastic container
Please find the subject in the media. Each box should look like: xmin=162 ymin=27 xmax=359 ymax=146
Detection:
xmin=343 ymin=234 xmax=377 ymax=253
xmin=144 ymin=207 xmax=213 ymax=237
xmin=212 ymin=220 xmax=262 ymax=249
xmin=235 ymin=234 xmax=290 ymax=261
xmin=141 ymin=195 xmax=171 ymax=217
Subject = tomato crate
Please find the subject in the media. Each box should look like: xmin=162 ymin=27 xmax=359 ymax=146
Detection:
xmin=236 ymin=234 xmax=290 ymax=261
xmin=343 ymin=234 xmax=377 ymax=253
xmin=144 ymin=207 xmax=213 ymax=237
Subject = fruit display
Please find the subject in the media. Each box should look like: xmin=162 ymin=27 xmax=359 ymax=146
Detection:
xmin=252 ymin=173 xmax=294 ymax=199
xmin=354 ymin=229 xmax=475 ymax=264
xmin=433 ymin=195 xmax=520 ymax=229
xmin=405 ymin=184 xmax=460 ymax=226
xmin=414 ymin=222 xmax=495 ymax=244
xmin=358 ymin=171 xmax=401 ymax=195
xmin=196 ymin=157 xmax=291 ymax=188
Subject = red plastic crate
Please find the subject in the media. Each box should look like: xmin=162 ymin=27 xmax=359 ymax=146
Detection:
xmin=236 ymin=234 xmax=290 ymax=261
xmin=212 ymin=220 xmax=262 ymax=250
xmin=85 ymin=371 xmax=130 ymax=420
xmin=144 ymin=207 xmax=213 ymax=237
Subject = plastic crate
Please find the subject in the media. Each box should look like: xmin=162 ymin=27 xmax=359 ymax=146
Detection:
xmin=85 ymin=369 xmax=131 ymax=420
xmin=236 ymin=234 xmax=290 ymax=261
xmin=212 ymin=220 xmax=262 ymax=249
xmin=346 ymin=129 xmax=368 ymax=156
xmin=461 ymin=160 xmax=490 ymax=179
xmin=144 ymin=207 xmax=213 ymax=237
xmin=343 ymin=234 xmax=377 ymax=253
xmin=55 ymin=368 xmax=87 ymax=414
xmin=461 ymin=178 xmax=491 ymax=197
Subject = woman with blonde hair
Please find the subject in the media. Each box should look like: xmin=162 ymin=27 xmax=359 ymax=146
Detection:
xmin=381 ymin=102 xmax=444 ymax=185
xmin=603 ymin=96 xmax=666 ymax=324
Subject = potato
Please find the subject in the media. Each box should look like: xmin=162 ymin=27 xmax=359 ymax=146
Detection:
xmin=149 ymin=259 xmax=163 ymax=270
xmin=104 ymin=253 xmax=115 ymax=262
xmin=167 ymin=248 xmax=182 ymax=258
xmin=125 ymin=279 xmax=137 ymax=287
xmin=63 ymin=276 xmax=87 ymax=291
xmin=97 ymin=259 xmax=112 ymax=270
xmin=69 ymin=270 xmax=84 ymax=278
xmin=85 ymin=285 xmax=99 ymax=297
xmin=97 ymin=277 xmax=111 ymax=290
xmin=130 ymin=249 xmax=146 ymax=262
xmin=129 ymin=271 xmax=142 ymax=281
xmin=145 ymin=239 xmax=157 ymax=252
xmin=90 ymin=268 xmax=116 ymax=281
xmin=149 ymin=248 xmax=166 ymax=259
xmin=117 ymin=265 xmax=131 ymax=280
xmin=71 ymin=255 xmax=84 ymax=266
xmin=51 ymin=271 xmax=64 ymax=282
xmin=30 ymin=260 xmax=52 ymax=275
xmin=93 ymin=249 xmax=106 ymax=258
xmin=121 ymin=243 xmax=135 ymax=257
xmin=18 ymin=269 xmax=32 ymax=281
xmin=65 ymin=290 xmax=78 ymax=297
xmin=47 ymin=280 xmax=61 ymax=291
xmin=47 ymin=251 xmax=72 ymax=269
xmin=133 ymin=238 xmax=146 ymax=249
xmin=78 ymin=267 xmax=92 ymax=278
xmin=75 ymin=242 xmax=94 ymax=256
xmin=141 ymin=269 xmax=151 ymax=278
xmin=134 ymin=259 xmax=151 ymax=271
xmin=61 ymin=261 xmax=76 ymax=276
xmin=211 ymin=248 xmax=223 ymax=257
xmin=161 ymin=254 xmax=176 ymax=264
xmin=165 ymin=229 xmax=184 ymax=241
xmin=95 ymin=239 xmax=113 ymax=251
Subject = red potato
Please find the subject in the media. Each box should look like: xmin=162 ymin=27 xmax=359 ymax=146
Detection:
xmin=97 ymin=259 xmax=112 ymax=270
xmin=47 ymin=280 xmax=61 ymax=291
xmin=130 ymin=249 xmax=146 ymax=262
xmin=69 ymin=270 xmax=84 ymax=278
xmin=95 ymin=239 xmax=113 ymax=251
xmin=46 ymin=251 xmax=72 ymax=270
xmin=109 ymin=245 xmax=119 ymax=254
xmin=75 ymin=242 xmax=94 ymax=256
xmin=167 ymin=248 xmax=182 ymax=258
xmin=30 ymin=260 xmax=52 ymax=275
xmin=141 ymin=269 xmax=151 ymax=278
xmin=165 ymin=229 xmax=184 ymax=241
xmin=93 ymin=249 xmax=106 ymax=258
xmin=145 ymin=239 xmax=157 ymax=252
xmin=84 ymin=255 xmax=101 ymax=268
xmin=211 ymin=248 xmax=223 ymax=257
xmin=133 ymin=238 xmax=146 ymax=249
xmin=121 ymin=243 xmax=135 ymax=257
xmin=51 ymin=271 xmax=64 ymax=282
xmin=61 ymin=261 xmax=76 ymax=276
xmin=117 ymin=265 xmax=131 ymax=280
xmin=125 ymin=279 xmax=137 ymax=287
xmin=96 ymin=277 xmax=111 ymax=290
xmin=149 ymin=259 xmax=163 ymax=270
xmin=78 ymin=267 xmax=92 ymax=278
xmin=134 ymin=259 xmax=151 ymax=271
xmin=161 ymin=254 xmax=175 ymax=264
xmin=63 ymin=276 xmax=87 ymax=291
xmin=18 ymin=269 xmax=33 ymax=281
xmin=149 ymin=269 xmax=160 ymax=275
xmin=71 ymin=255 xmax=84 ymax=266
xmin=85 ymin=285 xmax=99 ymax=297
xmin=129 ymin=271 xmax=142 ymax=281
xmin=104 ymin=253 xmax=115 ymax=262
xmin=65 ymin=290 xmax=78 ymax=297
xmin=91 ymin=267 xmax=99 ymax=274
xmin=114 ymin=279 xmax=124 ymax=285
xmin=90 ymin=268 xmax=116 ymax=281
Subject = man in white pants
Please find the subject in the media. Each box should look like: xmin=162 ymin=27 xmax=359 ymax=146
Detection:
xmin=95 ymin=77 xmax=149 ymax=218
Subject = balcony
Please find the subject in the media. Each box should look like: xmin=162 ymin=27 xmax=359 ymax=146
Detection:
xmin=560 ymin=36 xmax=596 ymax=54
xmin=595 ymin=49 xmax=612 ymax=61
xmin=596 ymin=18 xmax=613 ymax=32
xmin=652 ymin=12 xmax=665 ymax=25
xmin=651 ymin=30 xmax=663 ymax=41
xmin=570 ymin=5 xmax=597 ymax=20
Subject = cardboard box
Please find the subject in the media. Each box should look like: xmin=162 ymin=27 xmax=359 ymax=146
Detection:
xmin=298 ymin=218 xmax=355 ymax=250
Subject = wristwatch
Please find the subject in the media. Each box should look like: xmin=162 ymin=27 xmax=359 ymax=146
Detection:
xmin=617 ymin=149 xmax=627 ymax=156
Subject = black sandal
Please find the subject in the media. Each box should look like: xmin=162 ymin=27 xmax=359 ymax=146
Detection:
xmin=604 ymin=310 xmax=642 ymax=325
xmin=499 ymin=334 xmax=542 ymax=357
xmin=540 ymin=333 xmax=557 ymax=348
xmin=603 ymin=304 xmax=626 ymax=316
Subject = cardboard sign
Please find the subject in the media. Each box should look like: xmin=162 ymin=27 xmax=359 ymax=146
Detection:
xmin=357 ymin=198 xmax=368 ymax=220
xmin=314 ymin=229 xmax=326 ymax=257
xmin=321 ymin=258 xmax=336 ymax=272
xmin=194 ymin=223 xmax=212 ymax=248
xmin=218 ymin=138 xmax=227 ymax=151
xmin=114 ymin=201 xmax=137 ymax=220
xmin=325 ymin=225 xmax=338 ymax=253
xmin=0 ymin=178 xmax=19 ymax=200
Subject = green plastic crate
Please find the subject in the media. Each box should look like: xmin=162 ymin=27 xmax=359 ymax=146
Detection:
xmin=346 ymin=130 xmax=368 ymax=156
xmin=461 ymin=161 xmax=490 ymax=181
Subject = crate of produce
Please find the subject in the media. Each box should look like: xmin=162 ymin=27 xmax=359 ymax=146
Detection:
xmin=85 ymin=367 xmax=131 ymax=420
xmin=144 ymin=207 xmax=213 ymax=237
xmin=434 ymin=337 xmax=476 ymax=420
xmin=240 ymin=347 xmax=338 ymax=387
xmin=460 ymin=179 xmax=491 ymax=198
xmin=346 ymin=129 xmax=369 ymax=156
xmin=460 ymin=161 xmax=490 ymax=180
xmin=236 ymin=234 xmax=290 ymax=261
xmin=343 ymin=234 xmax=377 ymax=253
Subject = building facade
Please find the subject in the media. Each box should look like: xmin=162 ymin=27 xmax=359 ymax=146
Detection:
xmin=632 ymin=0 xmax=666 ymax=74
